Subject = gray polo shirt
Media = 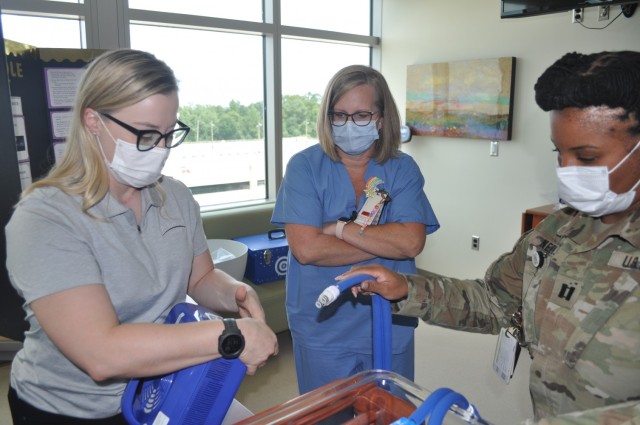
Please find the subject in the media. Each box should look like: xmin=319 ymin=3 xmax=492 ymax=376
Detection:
xmin=5 ymin=176 xmax=208 ymax=418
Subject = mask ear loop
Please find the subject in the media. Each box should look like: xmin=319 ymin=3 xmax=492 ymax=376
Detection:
xmin=627 ymin=176 xmax=640 ymax=193
xmin=609 ymin=140 xmax=640 ymax=174
xmin=97 ymin=115 xmax=119 ymax=144
xmin=609 ymin=140 xmax=640 ymax=192
xmin=95 ymin=115 xmax=117 ymax=166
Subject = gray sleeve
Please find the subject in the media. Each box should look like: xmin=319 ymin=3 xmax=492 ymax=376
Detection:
xmin=6 ymin=195 xmax=103 ymax=304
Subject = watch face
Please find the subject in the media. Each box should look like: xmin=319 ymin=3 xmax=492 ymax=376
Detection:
xmin=221 ymin=334 xmax=244 ymax=358
xmin=223 ymin=335 xmax=243 ymax=353
xmin=220 ymin=318 xmax=245 ymax=359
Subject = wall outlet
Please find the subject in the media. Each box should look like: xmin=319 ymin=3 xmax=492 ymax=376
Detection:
xmin=572 ymin=8 xmax=584 ymax=23
xmin=471 ymin=235 xmax=480 ymax=251
xmin=598 ymin=5 xmax=610 ymax=21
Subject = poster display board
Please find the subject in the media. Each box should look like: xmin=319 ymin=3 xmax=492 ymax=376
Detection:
xmin=2 ymin=41 xmax=103 ymax=341
xmin=10 ymin=96 xmax=32 ymax=190
xmin=5 ymin=42 xmax=103 ymax=182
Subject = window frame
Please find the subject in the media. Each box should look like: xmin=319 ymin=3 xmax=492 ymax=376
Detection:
xmin=0 ymin=0 xmax=382 ymax=211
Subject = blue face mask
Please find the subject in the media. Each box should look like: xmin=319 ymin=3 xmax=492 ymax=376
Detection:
xmin=332 ymin=121 xmax=379 ymax=155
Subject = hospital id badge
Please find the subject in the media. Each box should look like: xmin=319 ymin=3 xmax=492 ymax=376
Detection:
xmin=493 ymin=327 xmax=520 ymax=384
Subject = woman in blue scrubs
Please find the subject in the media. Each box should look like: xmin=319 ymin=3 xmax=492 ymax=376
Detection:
xmin=272 ymin=65 xmax=440 ymax=394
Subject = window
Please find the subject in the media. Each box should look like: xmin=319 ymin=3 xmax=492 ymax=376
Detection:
xmin=130 ymin=24 xmax=267 ymax=205
xmin=280 ymin=38 xmax=370 ymax=167
xmin=1 ymin=0 xmax=380 ymax=209
xmin=1 ymin=14 xmax=83 ymax=48
xmin=129 ymin=0 xmax=262 ymax=22
xmin=281 ymin=0 xmax=371 ymax=35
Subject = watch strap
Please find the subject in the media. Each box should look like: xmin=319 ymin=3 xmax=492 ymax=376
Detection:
xmin=336 ymin=219 xmax=350 ymax=240
xmin=223 ymin=318 xmax=239 ymax=333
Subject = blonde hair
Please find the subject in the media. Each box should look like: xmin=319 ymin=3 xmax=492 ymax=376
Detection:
xmin=317 ymin=65 xmax=402 ymax=163
xmin=21 ymin=49 xmax=178 ymax=215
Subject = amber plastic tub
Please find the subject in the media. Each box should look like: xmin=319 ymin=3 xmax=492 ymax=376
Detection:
xmin=236 ymin=370 xmax=489 ymax=425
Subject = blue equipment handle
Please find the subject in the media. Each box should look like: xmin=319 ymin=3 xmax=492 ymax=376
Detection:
xmin=429 ymin=391 xmax=469 ymax=425
xmin=406 ymin=387 xmax=455 ymax=424
xmin=391 ymin=386 xmax=485 ymax=425
xmin=316 ymin=273 xmax=391 ymax=370
xmin=372 ymin=295 xmax=392 ymax=370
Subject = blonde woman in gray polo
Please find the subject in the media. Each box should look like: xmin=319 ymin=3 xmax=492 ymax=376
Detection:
xmin=5 ymin=49 xmax=277 ymax=424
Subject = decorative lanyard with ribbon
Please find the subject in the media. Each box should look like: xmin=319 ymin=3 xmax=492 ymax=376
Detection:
xmin=354 ymin=177 xmax=391 ymax=235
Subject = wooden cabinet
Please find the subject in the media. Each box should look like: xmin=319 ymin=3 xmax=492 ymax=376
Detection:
xmin=521 ymin=204 xmax=555 ymax=234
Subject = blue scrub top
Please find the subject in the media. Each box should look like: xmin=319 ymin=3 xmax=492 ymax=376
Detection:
xmin=272 ymin=144 xmax=440 ymax=353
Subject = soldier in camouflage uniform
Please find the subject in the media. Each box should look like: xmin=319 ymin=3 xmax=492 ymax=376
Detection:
xmin=340 ymin=51 xmax=640 ymax=424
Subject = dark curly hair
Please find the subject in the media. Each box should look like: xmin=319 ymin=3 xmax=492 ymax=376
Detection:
xmin=534 ymin=51 xmax=640 ymax=135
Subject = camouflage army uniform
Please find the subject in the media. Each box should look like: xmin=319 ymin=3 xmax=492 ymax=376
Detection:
xmin=395 ymin=206 xmax=640 ymax=423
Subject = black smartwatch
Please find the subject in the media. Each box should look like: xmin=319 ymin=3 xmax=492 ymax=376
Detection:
xmin=218 ymin=318 xmax=245 ymax=359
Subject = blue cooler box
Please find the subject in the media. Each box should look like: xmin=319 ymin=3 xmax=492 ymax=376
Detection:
xmin=233 ymin=229 xmax=288 ymax=284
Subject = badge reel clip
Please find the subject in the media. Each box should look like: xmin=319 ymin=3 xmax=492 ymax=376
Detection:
xmin=493 ymin=307 xmax=527 ymax=384
xmin=354 ymin=177 xmax=391 ymax=235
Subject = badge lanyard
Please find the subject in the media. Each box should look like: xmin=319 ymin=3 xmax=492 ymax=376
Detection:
xmin=354 ymin=177 xmax=391 ymax=235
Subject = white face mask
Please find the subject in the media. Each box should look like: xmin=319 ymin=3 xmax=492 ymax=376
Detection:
xmin=332 ymin=121 xmax=379 ymax=155
xmin=98 ymin=119 xmax=170 ymax=188
xmin=556 ymin=140 xmax=640 ymax=217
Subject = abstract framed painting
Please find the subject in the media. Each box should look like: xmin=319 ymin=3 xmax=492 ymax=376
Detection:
xmin=406 ymin=57 xmax=516 ymax=140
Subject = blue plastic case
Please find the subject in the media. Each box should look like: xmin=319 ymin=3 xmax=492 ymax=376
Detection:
xmin=233 ymin=229 xmax=289 ymax=284
xmin=121 ymin=303 xmax=247 ymax=425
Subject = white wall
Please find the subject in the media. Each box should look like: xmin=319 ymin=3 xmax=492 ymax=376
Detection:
xmin=381 ymin=1 xmax=640 ymax=423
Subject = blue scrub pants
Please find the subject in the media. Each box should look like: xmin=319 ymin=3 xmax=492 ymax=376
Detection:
xmin=293 ymin=338 xmax=415 ymax=395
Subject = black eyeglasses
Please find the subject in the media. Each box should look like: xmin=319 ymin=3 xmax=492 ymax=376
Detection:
xmin=101 ymin=113 xmax=191 ymax=152
xmin=328 ymin=110 xmax=378 ymax=127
